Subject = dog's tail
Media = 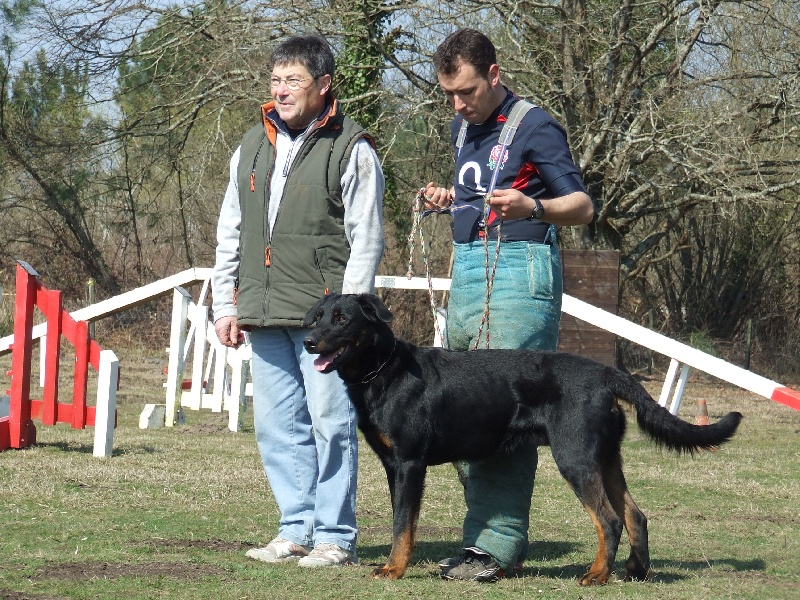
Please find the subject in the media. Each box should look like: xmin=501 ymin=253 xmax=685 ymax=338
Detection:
xmin=610 ymin=369 xmax=743 ymax=455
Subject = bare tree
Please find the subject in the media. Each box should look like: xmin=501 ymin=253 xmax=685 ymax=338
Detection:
xmin=0 ymin=0 xmax=797 ymax=369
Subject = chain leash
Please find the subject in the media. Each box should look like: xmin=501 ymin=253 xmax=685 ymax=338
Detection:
xmin=407 ymin=190 xmax=444 ymax=345
xmin=407 ymin=189 xmax=500 ymax=350
xmin=472 ymin=195 xmax=501 ymax=350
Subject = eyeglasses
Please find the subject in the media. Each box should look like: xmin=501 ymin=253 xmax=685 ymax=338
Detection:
xmin=270 ymin=76 xmax=318 ymax=91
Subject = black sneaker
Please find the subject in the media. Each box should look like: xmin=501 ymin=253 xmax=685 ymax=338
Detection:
xmin=439 ymin=552 xmax=523 ymax=573
xmin=439 ymin=547 xmax=506 ymax=582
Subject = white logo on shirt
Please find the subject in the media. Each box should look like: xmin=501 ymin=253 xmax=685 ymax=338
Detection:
xmin=458 ymin=161 xmax=487 ymax=193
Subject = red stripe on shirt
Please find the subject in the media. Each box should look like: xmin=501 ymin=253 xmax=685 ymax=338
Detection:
xmin=511 ymin=161 xmax=539 ymax=191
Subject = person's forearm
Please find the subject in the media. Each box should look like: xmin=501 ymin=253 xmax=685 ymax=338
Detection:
xmin=538 ymin=191 xmax=595 ymax=226
xmin=488 ymin=188 xmax=594 ymax=225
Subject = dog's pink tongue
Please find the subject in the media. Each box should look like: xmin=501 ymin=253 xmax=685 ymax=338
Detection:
xmin=313 ymin=352 xmax=336 ymax=372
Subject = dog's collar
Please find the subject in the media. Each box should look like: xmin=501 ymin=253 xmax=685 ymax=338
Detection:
xmin=356 ymin=339 xmax=396 ymax=384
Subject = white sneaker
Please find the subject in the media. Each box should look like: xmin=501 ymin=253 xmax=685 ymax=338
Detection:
xmin=245 ymin=537 xmax=311 ymax=563
xmin=298 ymin=543 xmax=357 ymax=567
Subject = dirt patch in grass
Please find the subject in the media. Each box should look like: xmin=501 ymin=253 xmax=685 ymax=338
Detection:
xmin=31 ymin=560 xmax=227 ymax=581
xmin=137 ymin=537 xmax=251 ymax=553
xmin=176 ymin=413 xmax=236 ymax=435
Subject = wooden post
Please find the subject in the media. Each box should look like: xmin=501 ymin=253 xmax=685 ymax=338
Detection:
xmin=93 ymin=349 xmax=119 ymax=457
xmin=9 ymin=262 xmax=38 ymax=448
xmin=165 ymin=287 xmax=191 ymax=426
xmin=71 ymin=320 xmax=90 ymax=429
xmin=41 ymin=289 xmax=63 ymax=426
xmin=186 ymin=301 xmax=209 ymax=411
xmin=87 ymin=279 xmax=96 ymax=338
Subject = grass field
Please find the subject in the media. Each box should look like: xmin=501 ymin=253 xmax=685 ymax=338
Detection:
xmin=0 ymin=342 xmax=798 ymax=600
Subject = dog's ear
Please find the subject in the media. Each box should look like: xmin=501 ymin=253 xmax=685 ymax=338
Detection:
xmin=303 ymin=294 xmax=333 ymax=327
xmin=357 ymin=294 xmax=393 ymax=324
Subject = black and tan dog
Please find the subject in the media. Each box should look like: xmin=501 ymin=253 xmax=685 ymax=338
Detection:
xmin=302 ymin=293 xmax=742 ymax=585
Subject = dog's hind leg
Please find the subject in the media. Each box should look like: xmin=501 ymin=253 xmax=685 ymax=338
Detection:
xmin=451 ymin=461 xmax=469 ymax=499
xmin=603 ymin=455 xmax=651 ymax=581
xmin=577 ymin=477 xmax=623 ymax=585
xmin=555 ymin=456 xmax=623 ymax=586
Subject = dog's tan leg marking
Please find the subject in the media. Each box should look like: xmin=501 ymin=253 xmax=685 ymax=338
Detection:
xmin=376 ymin=432 xmax=393 ymax=451
xmin=603 ymin=454 xmax=651 ymax=581
xmin=372 ymin=525 xmax=416 ymax=580
xmin=580 ymin=506 xmax=614 ymax=586
xmin=576 ymin=473 xmax=623 ymax=586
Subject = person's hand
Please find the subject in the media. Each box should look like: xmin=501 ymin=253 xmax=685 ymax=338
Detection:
xmin=419 ymin=182 xmax=454 ymax=211
xmin=214 ymin=315 xmax=241 ymax=348
xmin=487 ymin=188 xmax=536 ymax=221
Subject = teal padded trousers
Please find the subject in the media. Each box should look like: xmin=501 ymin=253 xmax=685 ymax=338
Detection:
xmin=445 ymin=232 xmax=562 ymax=569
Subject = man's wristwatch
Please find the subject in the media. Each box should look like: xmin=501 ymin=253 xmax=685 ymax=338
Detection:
xmin=531 ymin=197 xmax=545 ymax=220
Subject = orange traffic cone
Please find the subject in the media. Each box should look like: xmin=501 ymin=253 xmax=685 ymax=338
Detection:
xmin=694 ymin=399 xmax=709 ymax=426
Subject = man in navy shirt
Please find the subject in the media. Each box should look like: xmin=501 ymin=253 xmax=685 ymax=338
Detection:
xmin=425 ymin=29 xmax=594 ymax=581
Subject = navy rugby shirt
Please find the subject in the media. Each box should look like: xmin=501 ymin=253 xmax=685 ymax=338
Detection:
xmin=450 ymin=89 xmax=587 ymax=243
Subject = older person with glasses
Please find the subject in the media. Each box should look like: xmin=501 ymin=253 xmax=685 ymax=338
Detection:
xmin=212 ymin=34 xmax=385 ymax=568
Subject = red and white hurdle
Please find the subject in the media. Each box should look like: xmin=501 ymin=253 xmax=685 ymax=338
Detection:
xmin=0 ymin=261 xmax=119 ymax=457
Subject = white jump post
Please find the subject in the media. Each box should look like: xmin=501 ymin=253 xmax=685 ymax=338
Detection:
xmin=172 ymin=278 xmax=250 ymax=431
xmin=222 ymin=340 xmax=251 ymax=431
xmin=202 ymin=321 xmax=227 ymax=413
xmin=142 ymin=277 xmax=252 ymax=431
xmin=183 ymin=289 xmax=209 ymax=412
xmin=658 ymin=359 xmax=692 ymax=415
xmin=164 ymin=287 xmax=192 ymax=427
xmin=93 ymin=349 xmax=119 ymax=457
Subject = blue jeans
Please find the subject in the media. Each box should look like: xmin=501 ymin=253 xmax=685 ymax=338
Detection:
xmin=249 ymin=327 xmax=358 ymax=552
xmin=446 ymin=233 xmax=562 ymax=569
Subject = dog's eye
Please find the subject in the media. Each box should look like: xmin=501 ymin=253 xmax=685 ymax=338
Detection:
xmin=336 ymin=314 xmax=347 ymax=324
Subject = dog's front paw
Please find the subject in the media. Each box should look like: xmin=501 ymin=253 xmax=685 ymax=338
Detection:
xmin=578 ymin=567 xmax=611 ymax=586
xmin=372 ymin=564 xmax=404 ymax=580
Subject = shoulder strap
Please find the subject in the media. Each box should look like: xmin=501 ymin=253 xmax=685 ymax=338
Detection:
xmin=483 ymin=99 xmax=537 ymax=201
xmin=498 ymin=99 xmax=536 ymax=146
xmin=455 ymin=119 xmax=469 ymax=156
xmin=455 ymin=98 xmax=536 ymax=156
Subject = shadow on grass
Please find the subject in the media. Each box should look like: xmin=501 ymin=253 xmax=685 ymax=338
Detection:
xmin=646 ymin=557 xmax=767 ymax=582
xmin=25 ymin=441 xmax=95 ymax=454
xmin=356 ymin=539 xmax=766 ymax=583
xmin=357 ymin=539 xmax=581 ymax=565
xmin=525 ymin=556 xmax=767 ymax=584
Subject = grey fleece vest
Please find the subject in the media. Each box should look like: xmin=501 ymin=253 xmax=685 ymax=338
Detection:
xmin=235 ymin=113 xmax=367 ymax=327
